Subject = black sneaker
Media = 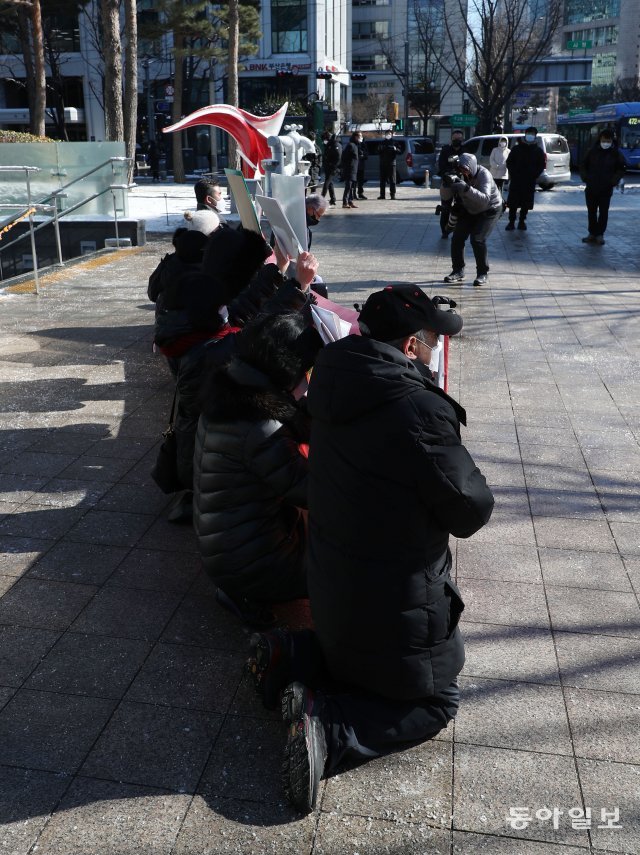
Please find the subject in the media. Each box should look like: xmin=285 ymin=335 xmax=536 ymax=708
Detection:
xmin=443 ymin=270 xmax=465 ymax=283
xmin=329 ymin=200 xmax=336 ymax=206
xmin=377 ymin=195 xmax=385 ymax=200
xmin=215 ymin=589 xmax=276 ymax=629
xmin=505 ymin=222 xmax=515 ymax=231
xmin=473 ymin=274 xmax=488 ymax=287
xmin=246 ymin=629 xmax=292 ymax=710
xmin=282 ymin=682 xmax=328 ymax=813
xmin=581 ymin=235 xmax=595 ymax=243
xmin=357 ymin=195 xmax=367 ymax=200
xmin=517 ymin=220 xmax=527 ymax=230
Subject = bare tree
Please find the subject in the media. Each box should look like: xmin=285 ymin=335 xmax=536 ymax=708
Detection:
xmin=227 ymin=0 xmax=240 ymax=170
xmin=123 ymin=0 xmax=138 ymax=180
xmin=1 ymin=0 xmax=47 ymax=134
xmin=440 ymin=0 xmax=562 ymax=133
xmin=101 ymin=0 xmax=124 ymax=140
xmin=350 ymin=93 xmax=386 ymax=126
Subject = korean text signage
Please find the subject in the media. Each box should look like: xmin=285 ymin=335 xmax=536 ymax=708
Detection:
xmin=450 ymin=114 xmax=477 ymax=127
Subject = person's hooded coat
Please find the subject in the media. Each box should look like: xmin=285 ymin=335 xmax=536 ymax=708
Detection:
xmin=193 ymin=356 xmax=311 ymax=603
xmin=489 ymin=137 xmax=510 ymax=180
xmin=306 ymin=334 xmax=494 ymax=699
xmin=453 ymin=153 xmax=502 ymax=215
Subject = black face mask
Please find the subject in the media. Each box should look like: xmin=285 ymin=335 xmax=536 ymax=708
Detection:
xmin=306 ymin=213 xmax=320 ymax=227
xmin=451 ymin=139 xmax=462 ymax=148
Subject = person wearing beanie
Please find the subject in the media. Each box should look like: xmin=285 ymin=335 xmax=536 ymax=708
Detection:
xmin=183 ymin=208 xmax=220 ymax=236
xmin=504 ymin=126 xmax=545 ymax=231
xmin=579 ymin=128 xmax=626 ymax=245
xmin=246 ymin=285 xmax=494 ymax=814
xmin=441 ymin=152 xmax=502 ymax=287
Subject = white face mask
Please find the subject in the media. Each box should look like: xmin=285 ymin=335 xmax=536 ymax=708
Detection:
xmin=601 ymin=142 xmax=612 ymax=149
xmin=385 ymin=134 xmax=392 ymax=140
xmin=499 ymin=141 xmax=507 ymax=148
xmin=428 ymin=339 xmax=443 ymax=374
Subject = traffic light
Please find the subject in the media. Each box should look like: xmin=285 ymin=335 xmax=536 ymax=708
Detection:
xmin=394 ymin=119 xmax=404 ymax=132
xmin=351 ymin=73 xmax=367 ymax=81
xmin=316 ymin=71 xmax=332 ymax=80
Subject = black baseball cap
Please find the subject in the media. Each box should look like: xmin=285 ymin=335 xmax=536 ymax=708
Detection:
xmin=358 ymin=286 xmax=463 ymax=341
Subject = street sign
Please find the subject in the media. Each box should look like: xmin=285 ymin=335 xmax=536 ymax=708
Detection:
xmin=568 ymin=107 xmax=590 ymax=116
xmin=567 ymin=39 xmax=592 ymax=50
xmin=450 ymin=114 xmax=477 ymax=126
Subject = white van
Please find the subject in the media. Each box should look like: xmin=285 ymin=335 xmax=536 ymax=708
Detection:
xmin=461 ymin=133 xmax=572 ymax=189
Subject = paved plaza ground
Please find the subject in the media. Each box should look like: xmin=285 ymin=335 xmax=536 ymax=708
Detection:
xmin=0 ymin=179 xmax=639 ymax=854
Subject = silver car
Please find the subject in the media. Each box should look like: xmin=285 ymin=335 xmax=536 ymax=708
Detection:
xmin=461 ymin=133 xmax=572 ymax=189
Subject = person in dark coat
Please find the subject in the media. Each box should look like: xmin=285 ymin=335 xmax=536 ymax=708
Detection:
xmin=341 ymin=132 xmax=359 ymax=208
xmin=579 ymin=128 xmax=626 ymax=245
xmin=355 ymin=133 xmax=368 ymax=199
xmin=320 ymin=132 xmax=341 ymax=206
xmin=437 ymin=128 xmax=464 ymax=237
xmin=377 ymin=130 xmax=401 ymax=199
xmin=193 ymin=312 xmax=322 ymax=625
xmin=147 ymin=141 xmax=160 ymax=182
xmin=504 ymin=127 xmax=545 ymax=230
xmin=247 ymin=286 xmax=494 ymax=813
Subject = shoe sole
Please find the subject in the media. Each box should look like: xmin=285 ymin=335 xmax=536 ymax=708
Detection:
xmin=246 ymin=631 xmax=289 ymax=709
xmin=281 ymin=683 xmax=325 ymax=813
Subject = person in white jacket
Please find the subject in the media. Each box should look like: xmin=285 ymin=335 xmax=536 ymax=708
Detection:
xmin=489 ymin=136 xmax=510 ymax=195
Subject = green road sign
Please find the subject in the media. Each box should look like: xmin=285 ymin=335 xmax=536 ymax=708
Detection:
xmin=568 ymin=107 xmax=590 ymax=116
xmin=450 ymin=114 xmax=477 ymax=126
xmin=567 ymin=39 xmax=592 ymax=50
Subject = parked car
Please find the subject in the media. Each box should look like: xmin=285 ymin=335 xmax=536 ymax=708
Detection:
xmin=460 ymin=133 xmax=572 ymax=189
xmin=340 ymin=135 xmax=437 ymax=185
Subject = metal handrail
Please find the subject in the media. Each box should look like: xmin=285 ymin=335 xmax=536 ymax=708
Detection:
xmin=0 ymin=158 xmax=133 ymax=293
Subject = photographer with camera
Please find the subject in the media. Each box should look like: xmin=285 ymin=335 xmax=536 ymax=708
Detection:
xmin=442 ymin=153 xmax=502 ymax=288
xmin=436 ymin=129 xmax=464 ymax=238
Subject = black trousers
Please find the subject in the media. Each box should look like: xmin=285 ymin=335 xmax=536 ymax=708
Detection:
xmin=356 ymin=169 xmax=366 ymax=197
xmin=585 ymin=187 xmax=613 ymax=236
xmin=451 ymin=208 xmax=500 ymax=276
xmin=321 ymin=170 xmax=336 ymax=203
xmin=380 ymin=164 xmax=397 ymax=198
xmin=287 ymin=629 xmax=459 ymax=772
xmin=342 ymin=179 xmax=356 ymax=205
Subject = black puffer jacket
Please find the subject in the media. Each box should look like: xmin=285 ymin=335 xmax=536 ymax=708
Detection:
xmin=580 ymin=142 xmax=626 ymax=194
xmin=306 ymin=335 xmax=494 ymax=699
xmin=193 ymin=359 xmax=310 ymax=602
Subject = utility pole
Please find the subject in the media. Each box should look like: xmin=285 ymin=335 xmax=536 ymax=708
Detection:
xmin=143 ymin=59 xmax=155 ymax=143
xmin=403 ymin=41 xmax=409 ymax=133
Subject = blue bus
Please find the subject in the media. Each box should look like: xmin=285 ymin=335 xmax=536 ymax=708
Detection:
xmin=556 ymin=102 xmax=640 ymax=171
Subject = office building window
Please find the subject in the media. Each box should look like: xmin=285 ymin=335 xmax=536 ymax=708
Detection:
xmin=272 ymin=0 xmax=307 ymax=53
xmin=564 ymin=0 xmax=620 ymax=26
xmin=352 ymin=54 xmax=388 ymax=71
xmin=353 ymin=21 xmax=389 ymax=39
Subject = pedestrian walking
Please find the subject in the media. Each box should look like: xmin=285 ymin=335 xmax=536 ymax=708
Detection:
xmin=356 ymin=133 xmax=368 ymax=199
xmin=437 ymin=129 xmax=465 ymax=237
xmin=442 ymin=153 xmax=502 ymax=287
xmin=305 ymin=131 xmax=322 ymax=193
xmin=320 ymin=132 xmax=341 ymax=206
xmin=579 ymin=128 xmax=626 ymax=245
xmin=504 ymin=127 xmax=545 ymax=230
xmin=341 ymin=132 xmax=360 ymax=209
xmin=377 ymin=131 xmax=401 ymax=199
xmin=489 ymin=135 xmax=510 ymax=196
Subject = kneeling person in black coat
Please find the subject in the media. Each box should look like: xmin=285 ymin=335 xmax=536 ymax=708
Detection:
xmin=248 ymin=286 xmax=494 ymax=813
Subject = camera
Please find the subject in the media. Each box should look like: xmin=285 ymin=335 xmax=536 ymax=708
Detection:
xmin=441 ymin=172 xmax=460 ymax=189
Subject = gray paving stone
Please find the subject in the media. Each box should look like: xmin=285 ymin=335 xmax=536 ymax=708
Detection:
xmin=609 ymin=521 xmax=640 ymax=558
xmin=0 ymin=689 xmax=116 ymax=773
xmin=27 ymin=540 xmax=128 ymax=585
xmin=81 ymin=700 xmax=223 ymax=792
xmin=314 ymin=814 xmax=451 ymax=854
xmin=546 ymin=588 xmax=640 ymax=638
xmin=451 ymin=831 xmax=589 ymax=852
xmin=466 ymin=512 xmax=537 ymax=547
xmin=106 ymin=547 xmax=200 ymax=593
xmin=65 ymin=508 xmax=153 ymax=547
xmin=0 ymin=451 xmax=79 ymax=478
xmin=0 ymin=473 xmax=48 ymax=503
xmin=93 ymin=482 xmax=171 ymax=515
xmin=461 ymin=579 xmax=549 ymax=629
xmin=456 ymin=542 xmax=542 ymax=584
xmin=564 ymin=688 xmax=640 ymax=765
xmin=0 ymin=685 xmax=15 ymax=710
xmin=57 ymin=454 xmax=136 ymax=482
xmin=533 ymin=517 xmax=619 ymax=552
xmin=135 ymin=515 xmax=199 ymax=553
xmin=456 ymin=677 xmax=572 ymax=755
xmin=0 ymin=534 xmax=55 ymax=577
xmin=0 ymin=578 xmax=97 ymax=630
xmin=0 ymin=766 xmax=71 ymax=855
xmin=527 ymin=487 xmax=604 ymax=520
xmin=554 ymin=632 xmax=640 ymax=693
xmin=0 ymin=625 xmax=60 ymax=686
xmin=26 ymin=632 xmax=151 ymax=698
xmin=323 ymin=739 xmax=453 ymax=826
xmin=71 ymin=586 xmax=181 ymax=641
xmin=0 ymin=504 xmax=86 ymax=540
xmin=32 ymin=777 xmax=191 ymax=855
xmin=539 ymin=549 xmax=632 ymax=592
xmin=462 ymin=623 xmax=560 ymax=684
xmin=453 ymin=744 xmax=586 ymax=845
xmin=515 ymin=426 xmax=581 ymax=448
xmin=126 ymin=642 xmax=243 ymax=712
xmin=173 ymin=790 xmax=314 ymax=854
xmin=577 ymin=759 xmax=640 ymax=854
